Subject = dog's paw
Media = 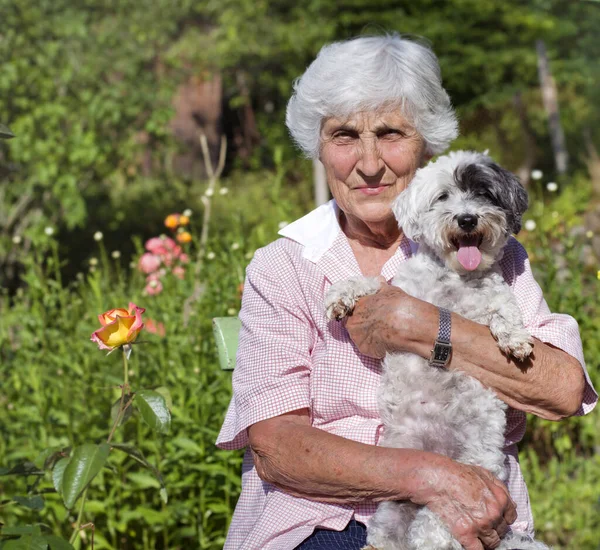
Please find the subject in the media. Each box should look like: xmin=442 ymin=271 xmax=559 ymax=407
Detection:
xmin=325 ymin=298 xmax=354 ymax=321
xmin=324 ymin=277 xmax=381 ymax=321
xmin=496 ymin=329 xmax=534 ymax=361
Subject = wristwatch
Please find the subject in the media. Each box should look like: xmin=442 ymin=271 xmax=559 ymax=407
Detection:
xmin=429 ymin=307 xmax=452 ymax=368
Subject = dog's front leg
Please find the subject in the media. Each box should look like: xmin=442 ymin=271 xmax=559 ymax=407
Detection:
xmin=325 ymin=276 xmax=382 ymax=320
xmin=488 ymin=293 xmax=533 ymax=361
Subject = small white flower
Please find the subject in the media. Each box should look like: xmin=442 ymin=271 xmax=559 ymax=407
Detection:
xmin=245 ymin=251 xmax=254 ymax=260
xmin=227 ymin=308 xmax=237 ymax=316
xmin=206 ymin=251 xmax=216 ymax=260
xmin=546 ymin=182 xmax=558 ymax=192
xmin=149 ymin=279 xmax=159 ymax=288
xmin=194 ymin=345 xmax=201 ymax=353
xmin=183 ymin=208 xmax=192 ymax=217
xmin=193 ymin=366 xmax=201 ymax=374
xmin=524 ymin=220 xmax=537 ymax=231
xmin=129 ymin=261 xmax=137 ymax=269
xmin=586 ymin=230 xmax=593 ymax=239
xmin=231 ymin=242 xmax=240 ymax=251
xmin=551 ymin=211 xmax=559 ymax=219
xmin=12 ymin=235 xmax=22 ymax=244
xmin=89 ymin=266 xmax=96 ymax=273
xmin=89 ymin=257 xmax=98 ymax=266
xmin=7 ymin=403 xmax=14 ymax=410
xmin=44 ymin=226 xmax=54 ymax=236
xmin=204 ymin=188 xmax=214 ymax=197
xmin=278 ymin=221 xmax=289 ymax=229
xmin=530 ymin=170 xmax=543 ymax=180
xmin=128 ymin=369 xmax=135 ymax=378
xmin=111 ymin=250 xmax=121 ymax=259
xmin=219 ymin=187 xmax=229 ymax=195
xmin=93 ymin=231 xmax=103 ymax=241
xmin=56 ymin=368 xmax=64 ymax=376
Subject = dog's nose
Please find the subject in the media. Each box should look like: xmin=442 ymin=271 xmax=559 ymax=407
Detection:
xmin=457 ymin=214 xmax=478 ymax=232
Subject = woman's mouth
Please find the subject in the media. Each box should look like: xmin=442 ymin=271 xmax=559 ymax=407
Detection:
xmin=355 ymin=185 xmax=390 ymax=195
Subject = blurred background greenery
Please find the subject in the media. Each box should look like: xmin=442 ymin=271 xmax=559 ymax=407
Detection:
xmin=1 ymin=0 xmax=599 ymax=548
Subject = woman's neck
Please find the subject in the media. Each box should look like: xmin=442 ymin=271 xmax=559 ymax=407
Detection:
xmin=340 ymin=211 xmax=402 ymax=250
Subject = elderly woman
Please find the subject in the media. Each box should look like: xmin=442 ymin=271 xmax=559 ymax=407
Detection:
xmin=216 ymin=34 xmax=597 ymax=550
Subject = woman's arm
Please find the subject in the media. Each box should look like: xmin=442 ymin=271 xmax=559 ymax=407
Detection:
xmin=344 ymin=284 xmax=585 ymax=421
xmin=249 ymin=408 xmax=517 ymax=550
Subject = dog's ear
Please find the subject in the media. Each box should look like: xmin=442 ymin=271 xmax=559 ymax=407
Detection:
xmin=393 ymin=183 xmax=422 ymax=242
xmin=487 ymin=162 xmax=528 ymax=234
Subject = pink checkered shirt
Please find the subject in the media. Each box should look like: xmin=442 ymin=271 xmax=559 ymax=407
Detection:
xmin=216 ymin=200 xmax=598 ymax=550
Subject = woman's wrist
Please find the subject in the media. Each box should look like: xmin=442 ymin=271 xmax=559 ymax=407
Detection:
xmin=389 ymin=293 xmax=439 ymax=357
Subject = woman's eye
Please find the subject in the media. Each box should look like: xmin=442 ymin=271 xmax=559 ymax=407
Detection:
xmin=378 ymin=129 xmax=405 ymax=138
xmin=332 ymin=131 xmax=357 ymax=140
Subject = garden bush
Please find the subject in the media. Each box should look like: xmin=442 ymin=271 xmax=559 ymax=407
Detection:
xmin=1 ymin=166 xmax=599 ymax=549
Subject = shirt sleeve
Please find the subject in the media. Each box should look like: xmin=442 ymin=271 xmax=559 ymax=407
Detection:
xmin=503 ymin=238 xmax=598 ymax=416
xmin=216 ymin=245 xmax=315 ymax=450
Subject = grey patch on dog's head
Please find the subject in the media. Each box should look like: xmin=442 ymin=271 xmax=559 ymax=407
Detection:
xmin=454 ymin=159 xmax=528 ymax=234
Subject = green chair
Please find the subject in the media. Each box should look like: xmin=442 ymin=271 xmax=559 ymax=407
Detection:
xmin=212 ymin=317 xmax=242 ymax=371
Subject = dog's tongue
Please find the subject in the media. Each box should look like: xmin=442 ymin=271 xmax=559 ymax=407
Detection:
xmin=456 ymin=235 xmax=482 ymax=271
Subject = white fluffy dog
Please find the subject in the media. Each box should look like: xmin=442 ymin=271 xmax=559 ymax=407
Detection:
xmin=325 ymin=151 xmax=550 ymax=550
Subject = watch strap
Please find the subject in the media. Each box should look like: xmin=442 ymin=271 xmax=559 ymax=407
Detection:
xmin=429 ymin=307 xmax=452 ymax=367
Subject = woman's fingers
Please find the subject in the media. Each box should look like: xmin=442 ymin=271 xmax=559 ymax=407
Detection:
xmin=494 ymin=518 xmax=509 ymax=538
xmin=479 ymin=528 xmax=501 ymax=549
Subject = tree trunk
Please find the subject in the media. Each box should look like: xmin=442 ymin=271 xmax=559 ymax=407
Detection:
xmin=512 ymin=91 xmax=537 ymax=186
xmin=536 ymin=40 xmax=568 ymax=175
xmin=312 ymin=159 xmax=329 ymax=207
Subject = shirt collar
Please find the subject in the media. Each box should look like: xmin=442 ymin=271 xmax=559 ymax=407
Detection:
xmin=278 ymin=199 xmax=342 ymax=263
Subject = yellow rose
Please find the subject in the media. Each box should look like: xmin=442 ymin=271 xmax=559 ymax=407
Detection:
xmin=91 ymin=303 xmax=145 ymax=352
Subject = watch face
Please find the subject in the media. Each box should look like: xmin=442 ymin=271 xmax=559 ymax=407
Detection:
xmin=431 ymin=341 xmax=452 ymax=365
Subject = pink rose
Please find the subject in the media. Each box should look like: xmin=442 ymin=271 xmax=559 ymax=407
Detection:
xmin=172 ymin=266 xmax=185 ymax=279
xmin=179 ymin=253 xmax=190 ymax=264
xmin=145 ymin=279 xmax=163 ymax=296
xmin=138 ymin=253 xmax=162 ymax=274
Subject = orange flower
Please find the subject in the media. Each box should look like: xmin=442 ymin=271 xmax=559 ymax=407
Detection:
xmin=91 ymin=303 xmax=145 ymax=352
xmin=179 ymin=215 xmax=190 ymax=226
xmin=177 ymin=231 xmax=192 ymax=244
xmin=164 ymin=214 xmax=180 ymax=229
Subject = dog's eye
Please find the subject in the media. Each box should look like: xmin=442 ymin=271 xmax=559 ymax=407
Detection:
xmin=437 ymin=192 xmax=449 ymax=202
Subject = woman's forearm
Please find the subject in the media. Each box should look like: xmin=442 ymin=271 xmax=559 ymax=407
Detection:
xmin=248 ymin=409 xmax=443 ymax=504
xmin=398 ymin=297 xmax=585 ymax=421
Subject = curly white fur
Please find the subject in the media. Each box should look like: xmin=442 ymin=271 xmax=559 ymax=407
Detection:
xmin=325 ymin=151 xmax=549 ymax=550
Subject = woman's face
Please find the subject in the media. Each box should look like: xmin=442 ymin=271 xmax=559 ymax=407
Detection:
xmin=320 ymin=110 xmax=429 ymax=226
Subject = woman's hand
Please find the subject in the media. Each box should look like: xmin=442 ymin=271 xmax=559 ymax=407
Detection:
xmin=412 ymin=458 xmax=517 ymax=550
xmin=345 ymin=282 xmax=437 ymax=358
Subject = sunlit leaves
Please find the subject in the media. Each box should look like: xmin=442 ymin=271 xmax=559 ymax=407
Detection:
xmin=134 ymin=390 xmax=171 ymax=434
xmin=59 ymin=443 xmax=110 ymax=509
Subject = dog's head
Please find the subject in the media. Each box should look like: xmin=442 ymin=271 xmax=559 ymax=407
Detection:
xmin=393 ymin=150 xmax=528 ymax=274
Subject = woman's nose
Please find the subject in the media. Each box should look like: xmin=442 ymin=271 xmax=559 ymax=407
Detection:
xmin=357 ymin=139 xmax=383 ymax=177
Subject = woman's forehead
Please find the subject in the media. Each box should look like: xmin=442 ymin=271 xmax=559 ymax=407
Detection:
xmin=322 ymin=109 xmax=415 ymax=132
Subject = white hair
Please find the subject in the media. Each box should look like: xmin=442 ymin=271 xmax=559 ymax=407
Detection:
xmin=285 ymin=34 xmax=459 ymax=158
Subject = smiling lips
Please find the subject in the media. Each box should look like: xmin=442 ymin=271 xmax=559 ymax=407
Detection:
xmin=354 ymin=184 xmax=391 ymax=195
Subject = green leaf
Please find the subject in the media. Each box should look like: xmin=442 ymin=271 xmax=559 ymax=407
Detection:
xmin=43 ymin=536 xmax=74 ymax=550
xmin=110 ymin=394 xmax=133 ymax=427
xmin=110 ymin=443 xmax=168 ymax=504
xmin=1 ymin=526 xmax=41 ymax=537
xmin=2 ymin=536 xmax=48 ymax=550
xmin=153 ymin=386 xmax=172 ymax=411
xmin=61 ymin=443 xmax=110 ymax=509
xmin=0 ymin=123 xmax=15 ymax=139
xmin=127 ymin=471 xmax=160 ymax=489
xmin=134 ymin=390 xmax=171 ymax=434
xmin=34 ymin=447 xmax=70 ymax=471
xmin=52 ymin=458 xmax=69 ymax=495
xmin=0 ymin=462 xmax=44 ymax=477
xmin=12 ymin=496 xmax=45 ymax=511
